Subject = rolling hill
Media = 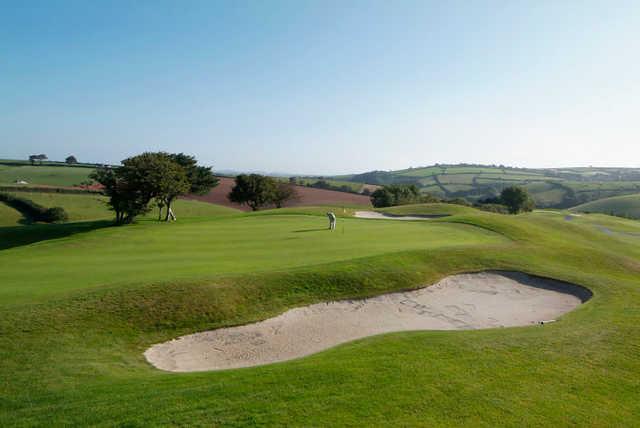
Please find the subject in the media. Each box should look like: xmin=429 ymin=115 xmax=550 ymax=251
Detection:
xmin=571 ymin=193 xmax=640 ymax=219
xmin=331 ymin=164 xmax=640 ymax=208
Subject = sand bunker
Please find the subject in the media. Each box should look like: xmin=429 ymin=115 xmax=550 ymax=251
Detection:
xmin=354 ymin=211 xmax=448 ymax=220
xmin=145 ymin=271 xmax=590 ymax=372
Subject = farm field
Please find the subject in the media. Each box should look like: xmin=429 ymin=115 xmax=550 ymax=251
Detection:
xmin=187 ymin=176 xmax=372 ymax=211
xmin=335 ymin=164 xmax=640 ymax=208
xmin=1 ymin=203 xmax=640 ymax=425
xmin=0 ymin=163 xmax=94 ymax=187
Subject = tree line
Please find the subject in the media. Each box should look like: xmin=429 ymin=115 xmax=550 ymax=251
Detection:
xmin=90 ymin=153 xmax=301 ymax=224
xmin=371 ymin=183 xmax=535 ymax=214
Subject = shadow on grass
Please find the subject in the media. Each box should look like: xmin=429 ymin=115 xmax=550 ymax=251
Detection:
xmin=0 ymin=220 xmax=114 ymax=251
xmin=293 ymin=228 xmax=330 ymax=233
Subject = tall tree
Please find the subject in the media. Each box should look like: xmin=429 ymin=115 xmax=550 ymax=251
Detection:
xmin=90 ymin=166 xmax=152 ymax=224
xmin=228 ymin=174 xmax=277 ymax=211
xmin=168 ymin=153 xmax=219 ymax=195
xmin=65 ymin=155 xmax=78 ymax=164
xmin=92 ymin=152 xmax=218 ymax=223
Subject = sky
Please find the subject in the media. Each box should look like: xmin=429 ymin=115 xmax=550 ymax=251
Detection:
xmin=1 ymin=0 xmax=639 ymax=175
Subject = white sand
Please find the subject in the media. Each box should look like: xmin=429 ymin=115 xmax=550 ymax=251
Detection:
xmin=144 ymin=271 xmax=590 ymax=372
xmin=354 ymin=211 xmax=446 ymax=220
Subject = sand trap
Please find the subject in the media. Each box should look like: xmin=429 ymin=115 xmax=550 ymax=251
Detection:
xmin=354 ymin=211 xmax=448 ymax=220
xmin=145 ymin=271 xmax=590 ymax=372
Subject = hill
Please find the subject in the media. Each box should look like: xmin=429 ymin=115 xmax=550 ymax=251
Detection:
xmin=571 ymin=193 xmax=640 ymax=219
xmin=332 ymin=164 xmax=640 ymax=208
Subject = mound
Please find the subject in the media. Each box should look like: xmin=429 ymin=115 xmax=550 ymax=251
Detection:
xmin=145 ymin=271 xmax=590 ymax=372
xmin=354 ymin=211 xmax=448 ymax=220
xmin=185 ymin=176 xmax=372 ymax=211
xmin=571 ymin=193 xmax=640 ymax=219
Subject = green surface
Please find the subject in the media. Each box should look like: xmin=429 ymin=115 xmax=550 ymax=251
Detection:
xmin=1 ymin=204 xmax=640 ymax=425
xmin=0 ymin=202 xmax=23 ymax=226
xmin=0 ymin=164 xmax=95 ymax=187
xmin=572 ymin=193 xmax=640 ymax=219
xmin=5 ymin=191 xmax=238 ymax=222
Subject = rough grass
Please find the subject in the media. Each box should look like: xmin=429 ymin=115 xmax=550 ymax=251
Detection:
xmin=1 ymin=204 xmax=639 ymax=426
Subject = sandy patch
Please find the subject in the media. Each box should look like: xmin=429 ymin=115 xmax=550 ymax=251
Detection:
xmin=354 ymin=211 xmax=447 ymax=220
xmin=144 ymin=271 xmax=590 ymax=372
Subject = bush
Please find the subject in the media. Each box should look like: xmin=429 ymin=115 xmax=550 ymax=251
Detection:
xmin=42 ymin=207 xmax=69 ymax=223
xmin=0 ymin=192 xmax=69 ymax=223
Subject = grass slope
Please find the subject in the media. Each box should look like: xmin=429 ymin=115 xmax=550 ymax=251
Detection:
xmin=0 ymin=202 xmax=23 ymax=226
xmin=571 ymin=193 xmax=640 ymax=219
xmin=334 ymin=164 xmax=640 ymax=208
xmin=1 ymin=204 xmax=640 ymax=426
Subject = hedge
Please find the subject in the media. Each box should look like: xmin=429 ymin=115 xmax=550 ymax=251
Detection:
xmin=0 ymin=192 xmax=69 ymax=223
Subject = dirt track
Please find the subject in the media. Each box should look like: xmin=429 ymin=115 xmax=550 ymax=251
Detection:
xmin=145 ymin=271 xmax=590 ymax=372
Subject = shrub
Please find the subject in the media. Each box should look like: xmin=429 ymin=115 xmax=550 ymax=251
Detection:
xmin=0 ymin=192 xmax=69 ymax=223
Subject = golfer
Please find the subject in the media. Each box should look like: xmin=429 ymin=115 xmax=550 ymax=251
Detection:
xmin=327 ymin=212 xmax=336 ymax=230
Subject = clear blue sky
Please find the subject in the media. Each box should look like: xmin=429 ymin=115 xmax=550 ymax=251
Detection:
xmin=1 ymin=0 xmax=639 ymax=174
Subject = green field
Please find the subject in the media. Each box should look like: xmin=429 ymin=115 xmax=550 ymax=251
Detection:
xmin=1 ymin=200 xmax=640 ymax=425
xmin=571 ymin=193 xmax=640 ymax=219
xmin=0 ymin=163 xmax=95 ymax=187
xmin=335 ymin=164 xmax=640 ymax=208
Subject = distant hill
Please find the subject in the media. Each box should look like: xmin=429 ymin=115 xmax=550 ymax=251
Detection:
xmin=331 ymin=164 xmax=640 ymax=208
xmin=570 ymin=193 xmax=640 ymax=219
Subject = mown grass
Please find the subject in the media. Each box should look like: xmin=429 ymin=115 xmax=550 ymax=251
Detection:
xmin=1 ymin=204 xmax=639 ymax=426
xmin=572 ymin=193 xmax=640 ymax=219
xmin=5 ymin=191 xmax=239 ymax=222
xmin=0 ymin=202 xmax=22 ymax=226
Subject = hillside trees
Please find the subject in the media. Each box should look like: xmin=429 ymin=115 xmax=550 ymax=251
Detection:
xmin=370 ymin=184 xmax=427 ymax=208
xmin=228 ymin=174 xmax=298 ymax=210
xmin=500 ymin=186 xmax=535 ymax=214
xmin=228 ymin=174 xmax=277 ymax=211
xmin=28 ymin=154 xmax=47 ymax=165
xmin=272 ymin=182 xmax=299 ymax=208
xmin=90 ymin=152 xmax=218 ymax=224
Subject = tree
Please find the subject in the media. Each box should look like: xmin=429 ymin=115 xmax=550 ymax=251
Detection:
xmin=370 ymin=184 xmax=422 ymax=208
xmin=91 ymin=152 xmax=218 ymax=224
xmin=28 ymin=154 xmax=47 ymax=165
xmin=500 ymin=186 xmax=534 ymax=214
xmin=228 ymin=174 xmax=277 ymax=211
xmin=90 ymin=166 xmax=152 ymax=224
xmin=167 ymin=153 xmax=219 ymax=195
xmin=370 ymin=188 xmax=395 ymax=208
xmin=272 ymin=182 xmax=298 ymax=208
xmin=65 ymin=155 xmax=78 ymax=164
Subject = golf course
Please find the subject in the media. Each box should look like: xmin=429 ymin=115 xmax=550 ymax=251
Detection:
xmin=4 ymin=2 xmax=640 ymax=425
xmin=1 ymin=196 xmax=640 ymax=425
